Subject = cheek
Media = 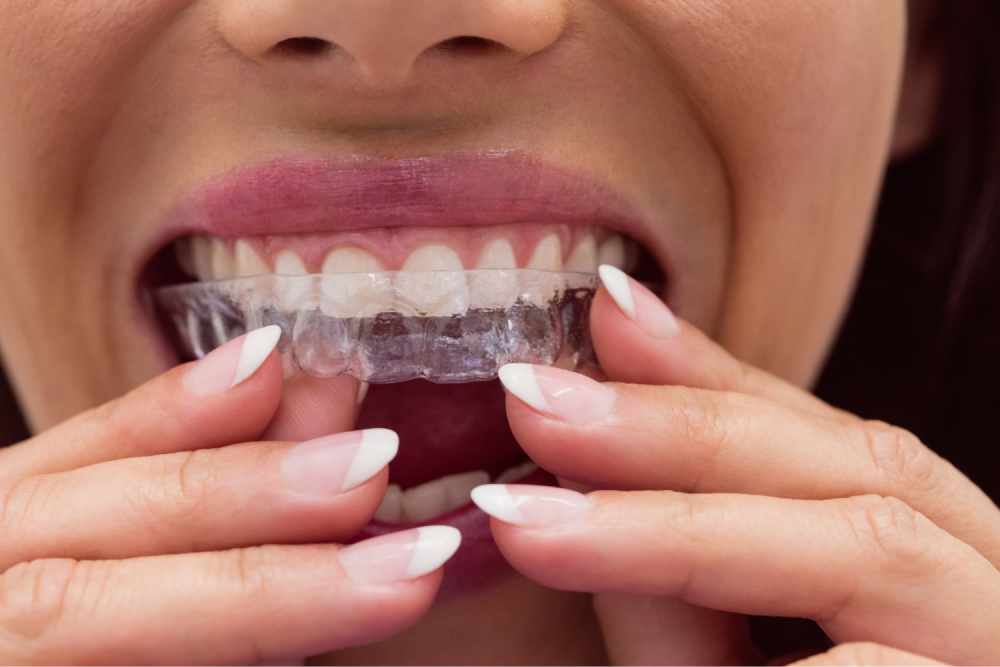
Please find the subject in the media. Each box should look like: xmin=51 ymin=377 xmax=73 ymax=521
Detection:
xmin=617 ymin=0 xmax=907 ymax=385
xmin=0 ymin=1 xmax=193 ymax=429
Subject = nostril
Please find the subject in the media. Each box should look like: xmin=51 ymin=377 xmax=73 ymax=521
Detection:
xmin=433 ymin=36 xmax=506 ymax=56
xmin=270 ymin=36 xmax=335 ymax=58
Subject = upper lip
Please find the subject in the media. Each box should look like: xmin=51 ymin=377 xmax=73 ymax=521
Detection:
xmin=161 ymin=152 xmax=651 ymax=244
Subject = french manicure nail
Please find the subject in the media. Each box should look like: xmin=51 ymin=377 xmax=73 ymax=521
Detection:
xmin=339 ymin=526 xmax=462 ymax=585
xmin=471 ymin=484 xmax=592 ymax=528
xmin=282 ymin=428 xmax=398 ymax=495
xmin=599 ymin=264 xmax=680 ymax=340
xmin=183 ymin=325 xmax=282 ymax=396
xmin=498 ymin=364 xmax=615 ymax=424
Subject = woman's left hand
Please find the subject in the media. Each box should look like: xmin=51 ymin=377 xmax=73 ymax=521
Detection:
xmin=475 ymin=268 xmax=1000 ymax=665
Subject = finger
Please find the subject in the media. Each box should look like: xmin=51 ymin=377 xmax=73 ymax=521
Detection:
xmin=593 ymin=594 xmax=757 ymax=666
xmin=593 ymin=265 xmax=835 ymax=417
xmin=0 ymin=327 xmax=286 ymax=477
xmin=499 ymin=364 xmax=1000 ymax=564
xmin=791 ymin=643 xmax=947 ymax=666
xmin=0 ymin=429 xmax=398 ymax=569
xmin=0 ymin=528 xmax=460 ymax=664
xmin=261 ymin=374 xmax=361 ymax=442
xmin=473 ymin=486 xmax=1000 ymax=666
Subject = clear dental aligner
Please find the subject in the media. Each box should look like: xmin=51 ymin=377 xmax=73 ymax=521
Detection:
xmin=156 ymin=269 xmax=599 ymax=383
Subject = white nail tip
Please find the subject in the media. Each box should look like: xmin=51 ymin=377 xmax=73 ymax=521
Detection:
xmin=341 ymin=428 xmax=399 ymax=491
xmin=599 ymin=264 xmax=636 ymax=320
xmin=230 ymin=325 xmax=282 ymax=388
xmin=406 ymin=526 xmax=462 ymax=579
xmin=497 ymin=364 xmax=551 ymax=414
xmin=471 ymin=485 xmax=528 ymax=525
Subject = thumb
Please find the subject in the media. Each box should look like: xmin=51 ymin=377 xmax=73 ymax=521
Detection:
xmin=593 ymin=594 xmax=758 ymax=666
xmin=261 ymin=374 xmax=362 ymax=441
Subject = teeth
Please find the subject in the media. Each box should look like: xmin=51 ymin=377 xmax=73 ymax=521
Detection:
xmin=210 ymin=239 xmax=236 ymax=281
xmin=395 ymin=244 xmax=470 ymax=316
xmin=273 ymin=249 xmax=316 ymax=309
xmin=598 ymin=234 xmax=627 ymax=270
xmin=179 ymin=230 xmax=623 ymax=312
xmin=526 ymin=234 xmax=563 ymax=272
xmin=564 ymin=236 xmax=598 ymax=273
xmin=375 ymin=470 xmax=491 ymax=524
xmin=322 ymin=247 xmax=382 ymax=274
xmin=494 ymin=461 xmax=539 ymax=484
xmin=174 ymin=237 xmax=197 ymax=278
xmin=274 ymin=249 xmax=308 ymax=275
xmin=401 ymin=477 xmax=451 ymax=523
xmin=476 ymin=238 xmax=517 ymax=269
xmin=191 ymin=236 xmax=215 ymax=281
xmin=233 ymin=240 xmax=270 ymax=278
xmin=373 ymin=484 xmax=403 ymax=523
xmin=440 ymin=470 xmax=491 ymax=509
xmin=522 ymin=234 xmax=563 ymax=306
xmin=469 ymin=238 xmax=518 ymax=309
xmin=320 ymin=247 xmax=388 ymax=318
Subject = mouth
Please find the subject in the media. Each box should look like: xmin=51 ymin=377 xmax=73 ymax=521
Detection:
xmin=142 ymin=153 xmax=666 ymax=593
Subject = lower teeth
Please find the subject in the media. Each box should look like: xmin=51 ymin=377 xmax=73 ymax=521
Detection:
xmin=156 ymin=269 xmax=597 ymax=383
xmin=374 ymin=462 xmax=539 ymax=524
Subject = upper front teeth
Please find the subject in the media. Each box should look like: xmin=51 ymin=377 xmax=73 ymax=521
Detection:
xmin=564 ymin=236 xmax=597 ymax=273
xmin=525 ymin=234 xmax=563 ymax=272
xmin=176 ymin=231 xmax=632 ymax=283
xmin=475 ymin=238 xmax=517 ymax=269
xmin=234 ymin=240 xmax=270 ymax=277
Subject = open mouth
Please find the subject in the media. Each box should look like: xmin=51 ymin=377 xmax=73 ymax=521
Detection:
xmin=141 ymin=155 xmax=666 ymax=590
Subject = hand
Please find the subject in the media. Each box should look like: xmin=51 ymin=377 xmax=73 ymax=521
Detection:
xmin=475 ymin=266 xmax=1000 ymax=665
xmin=0 ymin=327 xmax=456 ymax=664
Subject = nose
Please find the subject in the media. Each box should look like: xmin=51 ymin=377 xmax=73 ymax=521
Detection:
xmin=218 ymin=0 xmax=568 ymax=83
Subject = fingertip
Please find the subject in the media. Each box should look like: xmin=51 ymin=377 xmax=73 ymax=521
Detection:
xmin=182 ymin=326 xmax=283 ymax=396
xmin=597 ymin=265 xmax=680 ymax=340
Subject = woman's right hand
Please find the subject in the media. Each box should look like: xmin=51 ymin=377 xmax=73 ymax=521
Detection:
xmin=0 ymin=327 xmax=454 ymax=664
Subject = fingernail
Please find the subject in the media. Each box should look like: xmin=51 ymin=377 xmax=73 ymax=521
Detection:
xmin=471 ymin=484 xmax=592 ymax=528
xmin=282 ymin=428 xmax=398 ymax=495
xmin=599 ymin=265 xmax=680 ymax=340
xmin=498 ymin=364 xmax=615 ymax=424
xmin=183 ymin=325 xmax=282 ymax=396
xmin=339 ymin=526 xmax=462 ymax=585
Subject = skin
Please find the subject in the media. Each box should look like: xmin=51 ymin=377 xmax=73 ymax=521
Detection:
xmin=0 ymin=0 xmax=989 ymax=664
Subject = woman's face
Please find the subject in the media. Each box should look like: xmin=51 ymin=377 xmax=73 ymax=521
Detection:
xmin=0 ymin=0 xmax=905 ymax=429
xmin=0 ymin=0 xmax=905 ymax=661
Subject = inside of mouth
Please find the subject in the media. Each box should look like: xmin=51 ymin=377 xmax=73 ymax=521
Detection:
xmin=143 ymin=229 xmax=665 ymax=523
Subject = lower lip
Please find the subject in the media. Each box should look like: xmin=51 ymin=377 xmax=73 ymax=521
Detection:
xmin=350 ymin=467 xmax=557 ymax=598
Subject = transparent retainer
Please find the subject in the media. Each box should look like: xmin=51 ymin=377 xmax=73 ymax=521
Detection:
xmin=155 ymin=269 xmax=599 ymax=383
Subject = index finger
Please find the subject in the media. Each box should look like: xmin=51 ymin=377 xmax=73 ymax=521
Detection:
xmin=0 ymin=327 xmax=292 ymax=477
xmin=593 ymin=265 xmax=838 ymax=417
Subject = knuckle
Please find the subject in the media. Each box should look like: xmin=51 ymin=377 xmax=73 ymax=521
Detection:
xmin=131 ymin=450 xmax=213 ymax=538
xmin=0 ymin=558 xmax=92 ymax=660
xmin=222 ymin=547 xmax=272 ymax=601
xmin=859 ymin=421 xmax=938 ymax=492
xmin=0 ymin=477 xmax=71 ymax=567
xmin=839 ymin=495 xmax=943 ymax=576
xmin=666 ymin=387 xmax=730 ymax=456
